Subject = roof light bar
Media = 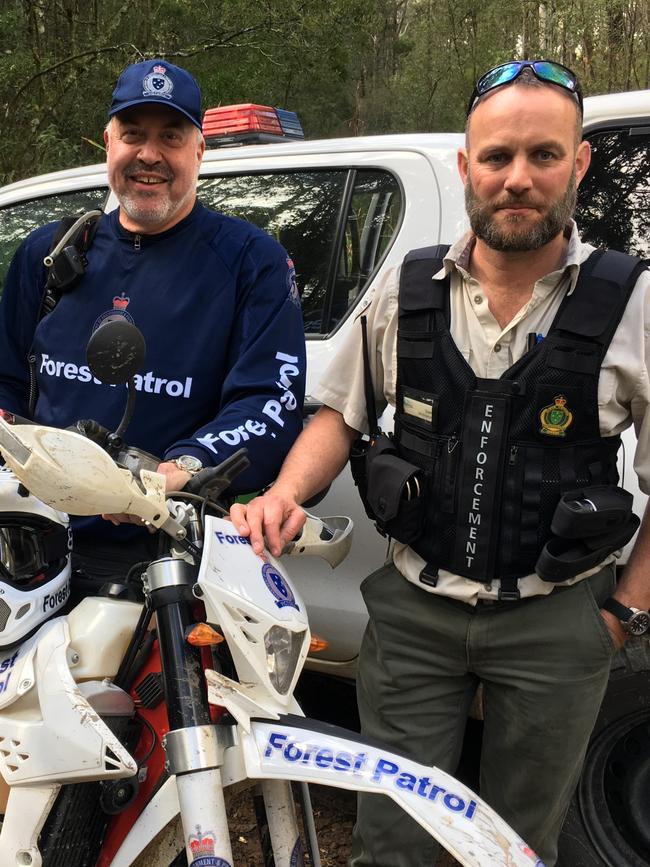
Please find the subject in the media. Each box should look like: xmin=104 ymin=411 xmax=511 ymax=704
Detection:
xmin=202 ymin=104 xmax=305 ymax=148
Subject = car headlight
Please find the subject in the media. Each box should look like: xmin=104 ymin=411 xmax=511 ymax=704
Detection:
xmin=264 ymin=625 xmax=306 ymax=695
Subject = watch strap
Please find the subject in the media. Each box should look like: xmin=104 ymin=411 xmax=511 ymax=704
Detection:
xmin=602 ymin=596 xmax=634 ymax=622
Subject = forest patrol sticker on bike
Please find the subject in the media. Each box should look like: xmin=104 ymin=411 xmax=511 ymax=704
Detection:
xmin=262 ymin=731 xmax=478 ymax=821
xmin=262 ymin=563 xmax=299 ymax=610
xmin=142 ymin=64 xmax=174 ymax=99
xmin=188 ymin=824 xmax=230 ymax=867
xmin=539 ymin=395 xmax=573 ymax=437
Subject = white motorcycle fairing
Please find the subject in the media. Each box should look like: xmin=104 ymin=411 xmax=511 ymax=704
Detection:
xmin=0 ymin=619 xmax=138 ymax=867
xmin=198 ymin=516 xmax=311 ymax=707
xmin=0 ymin=618 xmax=136 ymax=785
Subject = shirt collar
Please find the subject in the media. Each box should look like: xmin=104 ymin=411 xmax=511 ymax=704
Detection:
xmin=433 ymin=221 xmax=589 ymax=294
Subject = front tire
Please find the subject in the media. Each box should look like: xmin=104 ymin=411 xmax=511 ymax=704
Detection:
xmin=558 ymin=638 xmax=650 ymax=866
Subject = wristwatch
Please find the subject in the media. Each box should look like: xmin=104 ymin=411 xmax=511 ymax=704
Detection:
xmin=171 ymin=455 xmax=204 ymax=476
xmin=602 ymin=597 xmax=650 ymax=636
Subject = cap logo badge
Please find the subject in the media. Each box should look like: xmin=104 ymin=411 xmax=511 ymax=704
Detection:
xmin=142 ymin=65 xmax=173 ymax=100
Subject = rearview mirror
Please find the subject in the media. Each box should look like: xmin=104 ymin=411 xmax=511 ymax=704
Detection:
xmin=86 ymin=319 xmax=146 ymax=385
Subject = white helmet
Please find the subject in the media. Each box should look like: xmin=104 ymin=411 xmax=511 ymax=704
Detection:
xmin=0 ymin=469 xmax=72 ymax=647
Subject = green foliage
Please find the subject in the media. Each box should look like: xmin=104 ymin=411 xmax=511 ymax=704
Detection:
xmin=0 ymin=0 xmax=648 ymax=185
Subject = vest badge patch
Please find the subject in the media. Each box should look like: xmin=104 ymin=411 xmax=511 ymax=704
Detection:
xmin=539 ymin=395 xmax=573 ymax=437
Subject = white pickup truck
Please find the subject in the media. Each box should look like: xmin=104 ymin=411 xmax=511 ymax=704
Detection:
xmin=0 ymin=89 xmax=649 ymax=866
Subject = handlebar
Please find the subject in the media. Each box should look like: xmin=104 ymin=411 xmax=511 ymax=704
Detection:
xmin=184 ymin=449 xmax=251 ymax=500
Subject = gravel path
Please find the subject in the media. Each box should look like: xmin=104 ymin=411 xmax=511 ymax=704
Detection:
xmin=229 ymin=784 xmax=459 ymax=866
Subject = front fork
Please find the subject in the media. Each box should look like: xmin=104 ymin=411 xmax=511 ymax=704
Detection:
xmin=148 ymin=557 xmax=235 ymax=864
xmin=148 ymin=557 xmax=308 ymax=867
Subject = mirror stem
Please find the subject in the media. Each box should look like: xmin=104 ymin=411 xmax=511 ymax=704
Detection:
xmin=115 ymin=377 xmax=137 ymax=440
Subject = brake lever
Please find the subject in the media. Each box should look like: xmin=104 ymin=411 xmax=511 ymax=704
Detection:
xmin=184 ymin=448 xmax=251 ymax=500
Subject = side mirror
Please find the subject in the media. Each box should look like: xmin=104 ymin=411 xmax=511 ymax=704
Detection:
xmin=85 ymin=319 xmax=147 ymax=445
xmin=86 ymin=319 xmax=146 ymax=385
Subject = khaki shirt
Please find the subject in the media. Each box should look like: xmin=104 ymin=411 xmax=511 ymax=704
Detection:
xmin=315 ymin=223 xmax=650 ymax=603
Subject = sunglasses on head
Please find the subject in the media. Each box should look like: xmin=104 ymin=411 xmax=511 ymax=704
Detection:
xmin=467 ymin=60 xmax=583 ymax=116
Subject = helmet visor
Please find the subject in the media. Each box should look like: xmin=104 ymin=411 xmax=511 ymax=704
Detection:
xmin=0 ymin=525 xmax=50 ymax=585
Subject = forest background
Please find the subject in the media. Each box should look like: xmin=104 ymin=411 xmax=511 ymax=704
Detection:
xmin=0 ymin=0 xmax=649 ymax=186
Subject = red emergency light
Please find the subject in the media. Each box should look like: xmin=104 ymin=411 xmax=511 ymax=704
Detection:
xmin=202 ymin=104 xmax=305 ymax=148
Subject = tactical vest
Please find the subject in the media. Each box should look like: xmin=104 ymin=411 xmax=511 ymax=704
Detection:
xmin=393 ymin=245 xmax=645 ymax=597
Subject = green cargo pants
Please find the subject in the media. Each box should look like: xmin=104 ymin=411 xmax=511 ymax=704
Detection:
xmin=350 ymin=562 xmax=617 ymax=867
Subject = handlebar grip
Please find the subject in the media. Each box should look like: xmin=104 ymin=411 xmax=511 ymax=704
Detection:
xmin=70 ymin=419 xmax=111 ymax=445
xmin=184 ymin=448 xmax=251 ymax=498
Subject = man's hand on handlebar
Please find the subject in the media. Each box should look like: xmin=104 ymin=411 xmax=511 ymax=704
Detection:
xmin=102 ymin=461 xmax=191 ymax=526
xmin=230 ymin=489 xmax=306 ymax=557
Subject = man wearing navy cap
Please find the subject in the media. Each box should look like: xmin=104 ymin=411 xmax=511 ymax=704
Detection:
xmin=105 ymin=60 xmax=206 ymax=243
xmin=0 ymin=59 xmax=306 ymax=578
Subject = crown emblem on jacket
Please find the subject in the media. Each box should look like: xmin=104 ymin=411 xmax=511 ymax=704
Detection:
xmin=539 ymin=395 xmax=573 ymax=437
xmin=188 ymin=826 xmax=216 ymax=858
xmin=112 ymin=293 xmax=130 ymax=311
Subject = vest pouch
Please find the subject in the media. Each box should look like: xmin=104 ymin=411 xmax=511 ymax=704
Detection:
xmin=550 ymin=485 xmax=635 ymax=539
xmin=349 ymin=434 xmax=398 ymax=522
xmin=366 ymin=452 xmax=424 ymax=543
xmin=535 ymin=512 xmax=640 ymax=582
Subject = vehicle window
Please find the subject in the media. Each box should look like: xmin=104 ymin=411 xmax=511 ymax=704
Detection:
xmin=327 ymin=170 xmax=401 ymax=333
xmin=577 ymin=127 xmax=649 ymax=260
xmin=198 ymin=168 xmax=401 ymax=335
xmin=199 ymin=171 xmax=345 ymax=335
xmin=0 ymin=189 xmax=107 ymax=289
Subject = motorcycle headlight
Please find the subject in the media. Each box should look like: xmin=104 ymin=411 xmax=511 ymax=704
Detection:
xmin=264 ymin=625 xmax=306 ymax=695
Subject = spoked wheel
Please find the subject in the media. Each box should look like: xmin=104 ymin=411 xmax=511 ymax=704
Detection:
xmin=558 ymin=642 xmax=650 ymax=867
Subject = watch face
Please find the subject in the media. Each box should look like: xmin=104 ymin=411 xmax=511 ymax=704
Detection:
xmin=176 ymin=456 xmax=202 ymax=473
xmin=627 ymin=610 xmax=650 ymax=636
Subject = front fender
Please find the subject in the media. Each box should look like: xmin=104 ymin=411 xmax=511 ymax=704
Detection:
xmin=242 ymin=715 xmax=545 ymax=867
xmin=109 ymin=714 xmax=544 ymax=867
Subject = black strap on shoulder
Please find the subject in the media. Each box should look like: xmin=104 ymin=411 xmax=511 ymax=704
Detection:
xmin=360 ymin=314 xmax=379 ymax=437
xmin=28 ymin=209 xmax=102 ymax=416
xmin=553 ymin=249 xmax=647 ymax=344
xmin=39 ymin=209 xmax=103 ymax=322
xmin=399 ymin=245 xmax=451 ymax=313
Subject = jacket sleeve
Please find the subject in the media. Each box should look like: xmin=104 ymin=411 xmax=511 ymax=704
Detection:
xmin=0 ymin=229 xmax=51 ymax=417
xmin=164 ymin=233 xmax=306 ymax=494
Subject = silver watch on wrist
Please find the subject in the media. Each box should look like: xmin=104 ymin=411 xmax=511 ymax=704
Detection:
xmin=171 ymin=455 xmax=204 ymax=476
xmin=602 ymin=597 xmax=650 ymax=637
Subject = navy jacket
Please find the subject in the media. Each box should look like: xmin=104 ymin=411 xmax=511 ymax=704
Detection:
xmin=0 ymin=202 xmax=306 ymax=540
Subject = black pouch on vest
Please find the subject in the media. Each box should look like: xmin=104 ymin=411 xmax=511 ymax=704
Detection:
xmin=365 ymin=447 xmax=424 ymax=544
xmin=549 ymin=485 xmax=635 ymax=538
xmin=536 ymin=485 xmax=639 ymax=582
xmin=350 ymin=434 xmax=395 ymax=520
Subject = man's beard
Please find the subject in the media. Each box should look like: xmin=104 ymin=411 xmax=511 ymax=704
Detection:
xmin=118 ymin=161 xmax=194 ymax=229
xmin=119 ymin=190 xmax=179 ymax=227
xmin=465 ymin=170 xmax=577 ymax=252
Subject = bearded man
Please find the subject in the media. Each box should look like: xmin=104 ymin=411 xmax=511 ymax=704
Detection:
xmin=230 ymin=60 xmax=650 ymax=866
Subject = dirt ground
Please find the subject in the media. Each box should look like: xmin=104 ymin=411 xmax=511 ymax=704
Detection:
xmin=229 ymin=784 xmax=459 ymax=866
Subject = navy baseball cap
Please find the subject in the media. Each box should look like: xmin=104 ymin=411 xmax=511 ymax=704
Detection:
xmin=109 ymin=59 xmax=202 ymax=129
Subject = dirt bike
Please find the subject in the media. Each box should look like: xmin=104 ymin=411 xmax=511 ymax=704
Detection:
xmin=0 ymin=319 xmax=545 ymax=867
